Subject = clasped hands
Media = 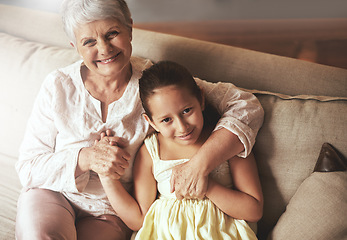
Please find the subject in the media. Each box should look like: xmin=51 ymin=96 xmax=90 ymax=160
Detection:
xmin=92 ymin=130 xmax=208 ymax=199
xmin=82 ymin=130 xmax=130 ymax=180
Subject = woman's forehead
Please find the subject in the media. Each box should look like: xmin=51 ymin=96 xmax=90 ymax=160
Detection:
xmin=74 ymin=19 xmax=124 ymax=36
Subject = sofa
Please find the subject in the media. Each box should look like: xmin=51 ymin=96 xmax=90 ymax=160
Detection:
xmin=1 ymin=4 xmax=346 ymax=240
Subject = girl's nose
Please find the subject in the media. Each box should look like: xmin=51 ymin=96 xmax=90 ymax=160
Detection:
xmin=176 ymin=118 xmax=189 ymax=133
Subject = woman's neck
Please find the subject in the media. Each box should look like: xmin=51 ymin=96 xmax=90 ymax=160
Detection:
xmin=81 ymin=63 xmax=132 ymax=122
xmin=82 ymin=64 xmax=132 ymax=97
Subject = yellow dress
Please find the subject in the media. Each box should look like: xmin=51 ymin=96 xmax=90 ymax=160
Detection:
xmin=134 ymin=133 xmax=257 ymax=240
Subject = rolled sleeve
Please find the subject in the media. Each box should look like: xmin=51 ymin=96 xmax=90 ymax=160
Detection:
xmin=196 ymin=78 xmax=264 ymax=157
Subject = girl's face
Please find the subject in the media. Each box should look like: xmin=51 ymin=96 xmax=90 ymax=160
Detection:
xmin=144 ymin=85 xmax=205 ymax=146
xmin=73 ymin=18 xmax=132 ymax=79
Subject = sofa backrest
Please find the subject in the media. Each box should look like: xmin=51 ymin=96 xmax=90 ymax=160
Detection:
xmin=1 ymin=4 xmax=347 ymax=98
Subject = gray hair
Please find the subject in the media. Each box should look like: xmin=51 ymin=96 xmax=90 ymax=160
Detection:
xmin=61 ymin=0 xmax=132 ymax=44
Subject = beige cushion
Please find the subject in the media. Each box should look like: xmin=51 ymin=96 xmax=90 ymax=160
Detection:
xmin=267 ymin=170 xmax=347 ymax=240
xmin=251 ymin=91 xmax=347 ymax=238
xmin=267 ymin=142 xmax=347 ymax=240
xmin=0 ymin=154 xmax=21 ymax=239
xmin=0 ymin=33 xmax=79 ymax=158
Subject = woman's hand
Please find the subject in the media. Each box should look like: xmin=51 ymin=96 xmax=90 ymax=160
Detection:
xmin=170 ymin=129 xmax=245 ymax=200
xmin=76 ymin=130 xmax=130 ymax=179
xmin=170 ymin=159 xmax=209 ymax=200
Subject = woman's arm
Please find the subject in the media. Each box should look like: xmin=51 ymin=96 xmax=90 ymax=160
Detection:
xmin=170 ymin=128 xmax=244 ymax=199
xmin=16 ymin=72 xmax=130 ymax=193
xmin=16 ymin=73 xmax=83 ymax=193
xmin=206 ymin=153 xmax=263 ymax=222
xmin=170 ymin=79 xmax=264 ymax=199
xmin=100 ymin=144 xmax=157 ymax=231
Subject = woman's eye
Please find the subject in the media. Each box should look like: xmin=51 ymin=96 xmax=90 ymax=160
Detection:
xmin=107 ymin=31 xmax=119 ymax=39
xmin=83 ymin=39 xmax=95 ymax=46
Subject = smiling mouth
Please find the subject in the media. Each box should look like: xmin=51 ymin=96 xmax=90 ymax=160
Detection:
xmin=177 ymin=129 xmax=194 ymax=140
xmin=96 ymin=52 xmax=121 ymax=64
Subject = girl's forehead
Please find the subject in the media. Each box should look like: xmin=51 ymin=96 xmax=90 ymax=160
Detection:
xmin=152 ymin=85 xmax=181 ymax=94
xmin=149 ymin=86 xmax=198 ymax=108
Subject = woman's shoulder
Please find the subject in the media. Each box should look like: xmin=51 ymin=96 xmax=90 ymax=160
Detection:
xmin=42 ymin=60 xmax=83 ymax=90
xmin=35 ymin=61 xmax=84 ymax=103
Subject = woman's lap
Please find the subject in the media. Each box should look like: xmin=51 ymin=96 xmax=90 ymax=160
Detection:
xmin=16 ymin=188 xmax=131 ymax=240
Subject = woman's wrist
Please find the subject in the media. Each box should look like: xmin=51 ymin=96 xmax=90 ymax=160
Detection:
xmin=205 ymin=177 xmax=216 ymax=198
xmin=189 ymin=152 xmax=211 ymax=177
xmin=76 ymin=147 xmax=91 ymax=177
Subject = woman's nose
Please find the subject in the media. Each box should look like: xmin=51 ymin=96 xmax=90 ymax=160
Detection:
xmin=98 ymin=40 xmax=113 ymax=55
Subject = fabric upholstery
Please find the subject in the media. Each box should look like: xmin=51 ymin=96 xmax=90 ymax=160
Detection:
xmin=0 ymin=154 xmax=21 ymax=239
xmin=267 ymin=143 xmax=347 ymax=240
xmin=251 ymin=91 xmax=347 ymax=238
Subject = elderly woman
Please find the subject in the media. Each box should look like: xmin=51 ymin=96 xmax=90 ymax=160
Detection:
xmin=15 ymin=0 xmax=264 ymax=239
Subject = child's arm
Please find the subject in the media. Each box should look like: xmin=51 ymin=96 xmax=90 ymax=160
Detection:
xmin=99 ymin=144 xmax=157 ymax=231
xmin=205 ymin=152 xmax=263 ymax=223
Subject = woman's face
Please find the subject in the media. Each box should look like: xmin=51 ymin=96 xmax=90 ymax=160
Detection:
xmin=73 ymin=18 xmax=132 ymax=79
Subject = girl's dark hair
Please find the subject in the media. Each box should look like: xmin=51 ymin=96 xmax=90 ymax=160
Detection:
xmin=139 ymin=61 xmax=202 ymax=119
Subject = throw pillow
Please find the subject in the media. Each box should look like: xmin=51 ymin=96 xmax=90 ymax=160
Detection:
xmin=267 ymin=143 xmax=347 ymax=240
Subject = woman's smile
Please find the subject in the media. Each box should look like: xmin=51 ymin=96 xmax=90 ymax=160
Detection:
xmin=96 ymin=52 xmax=121 ymax=64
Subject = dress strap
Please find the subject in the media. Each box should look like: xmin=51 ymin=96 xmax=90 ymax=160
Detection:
xmin=144 ymin=133 xmax=160 ymax=163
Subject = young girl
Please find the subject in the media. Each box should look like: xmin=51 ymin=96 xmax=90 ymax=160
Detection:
xmin=100 ymin=61 xmax=263 ymax=239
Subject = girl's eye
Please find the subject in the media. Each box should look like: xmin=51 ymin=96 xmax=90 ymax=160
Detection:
xmin=161 ymin=117 xmax=171 ymax=123
xmin=182 ymin=108 xmax=192 ymax=114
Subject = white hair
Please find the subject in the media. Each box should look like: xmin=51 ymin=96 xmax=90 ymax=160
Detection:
xmin=61 ymin=0 xmax=132 ymax=44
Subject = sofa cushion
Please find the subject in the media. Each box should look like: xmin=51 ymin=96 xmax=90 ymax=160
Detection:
xmin=0 ymin=33 xmax=80 ymax=158
xmin=0 ymin=153 xmax=21 ymax=239
xmin=250 ymin=90 xmax=347 ymax=239
xmin=267 ymin=143 xmax=347 ymax=240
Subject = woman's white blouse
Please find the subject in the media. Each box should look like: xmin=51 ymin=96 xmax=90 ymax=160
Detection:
xmin=16 ymin=56 xmax=264 ymax=216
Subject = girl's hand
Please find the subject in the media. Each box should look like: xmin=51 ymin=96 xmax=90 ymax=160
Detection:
xmin=77 ymin=131 xmax=130 ymax=180
xmin=170 ymin=160 xmax=209 ymax=200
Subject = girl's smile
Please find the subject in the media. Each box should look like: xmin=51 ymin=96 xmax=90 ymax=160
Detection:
xmin=176 ymin=128 xmax=195 ymax=140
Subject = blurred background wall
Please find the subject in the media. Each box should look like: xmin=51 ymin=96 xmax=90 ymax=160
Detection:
xmin=1 ymin=0 xmax=347 ymax=69
xmin=1 ymin=0 xmax=346 ymax=21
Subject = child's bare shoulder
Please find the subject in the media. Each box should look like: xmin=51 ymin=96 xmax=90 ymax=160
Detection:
xmin=134 ymin=142 xmax=153 ymax=167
